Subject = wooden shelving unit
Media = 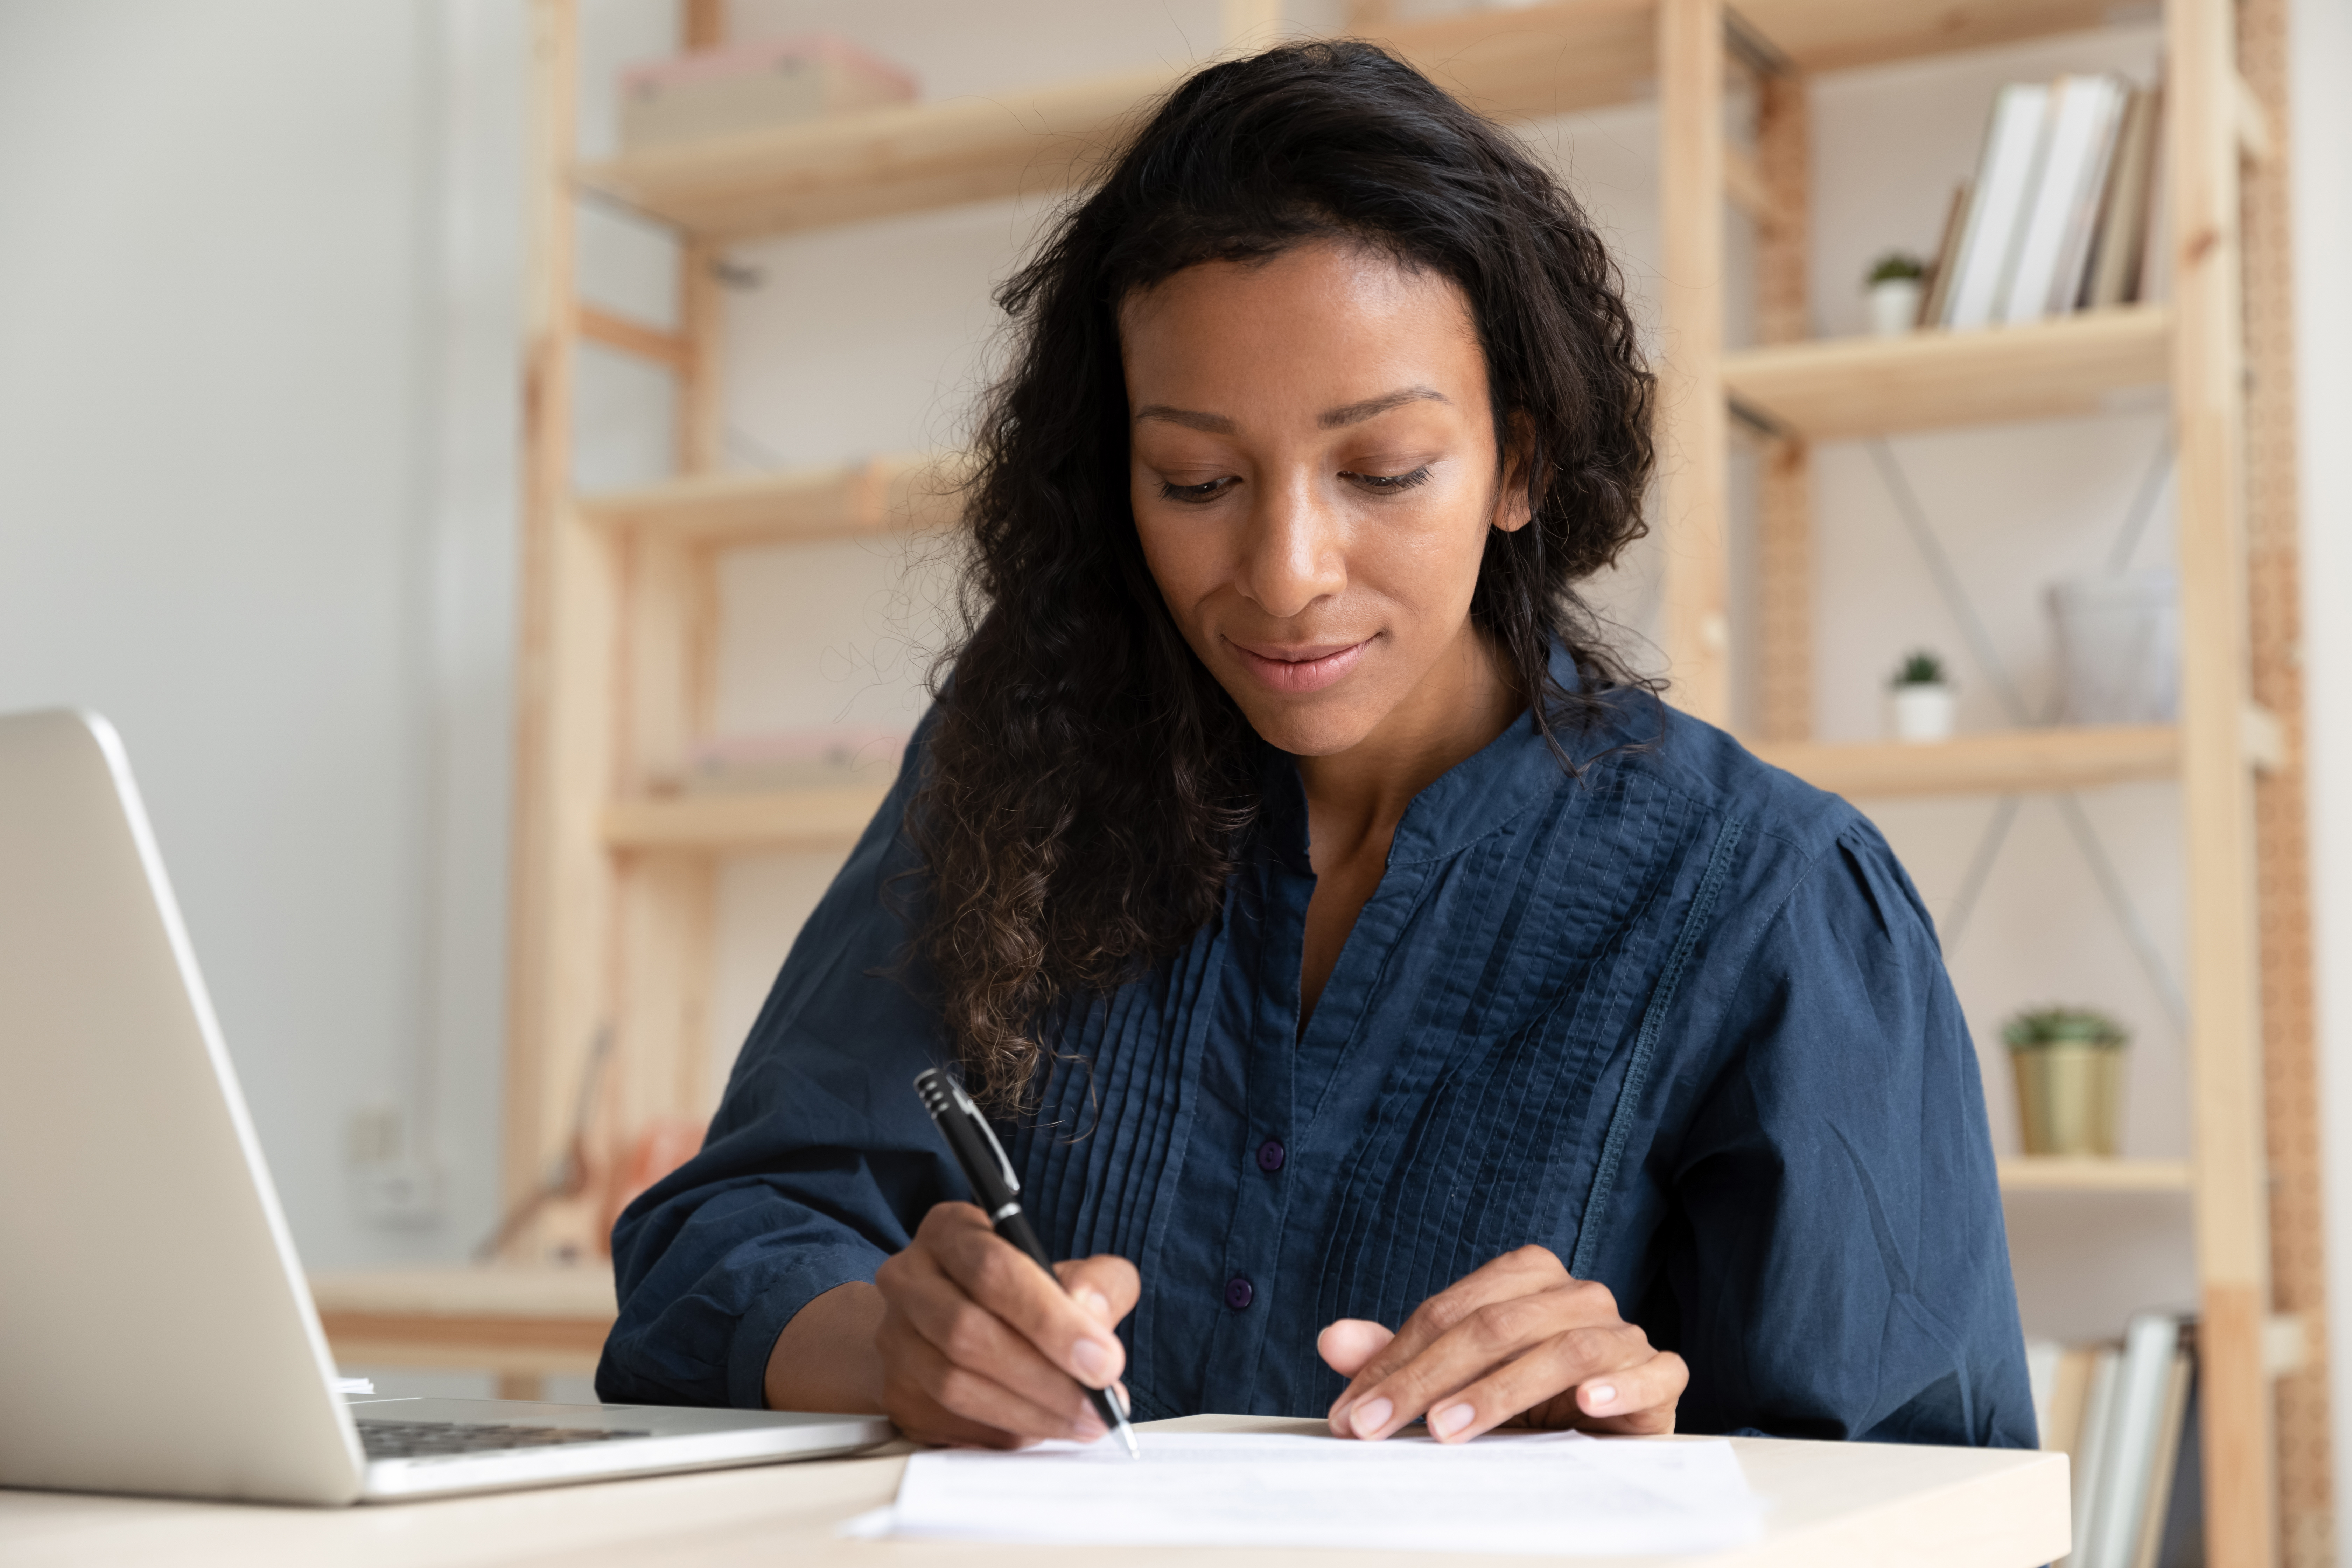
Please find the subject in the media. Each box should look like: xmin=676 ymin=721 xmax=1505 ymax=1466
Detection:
xmin=503 ymin=1 xmax=2326 ymax=1559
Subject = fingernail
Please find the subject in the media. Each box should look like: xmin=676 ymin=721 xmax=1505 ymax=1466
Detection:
xmin=1586 ymin=1383 xmax=1617 ymax=1410
xmin=1074 ymin=1410 xmax=1107 ymax=1440
xmin=1430 ymin=1403 xmax=1475 ymax=1438
xmin=1350 ymin=1396 xmax=1394 ymax=1438
xmin=1080 ymin=1289 xmax=1112 ymax=1321
xmin=1072 ymin=1337 xmax=1113 ymax=1383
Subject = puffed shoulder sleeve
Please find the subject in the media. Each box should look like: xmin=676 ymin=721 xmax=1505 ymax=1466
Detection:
xmin=596 ymin=711 xmax=961 ymax=1409
xmin=1644 ymin=816 xmax=2037 ymax=1447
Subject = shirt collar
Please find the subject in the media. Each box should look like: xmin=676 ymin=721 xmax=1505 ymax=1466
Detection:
xmin=1258 ymin=642 xmax=1625 ymax=873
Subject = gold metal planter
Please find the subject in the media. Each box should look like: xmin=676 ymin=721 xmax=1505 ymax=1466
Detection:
xmin=2010 ymin=1044 xmax=2124 ymax=1157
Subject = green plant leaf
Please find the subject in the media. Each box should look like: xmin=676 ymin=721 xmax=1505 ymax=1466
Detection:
xmin=2001 ymin=1005 xmax=2130 ymax=1050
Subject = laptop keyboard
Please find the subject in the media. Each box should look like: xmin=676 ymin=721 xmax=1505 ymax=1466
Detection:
xmin=357 ymin=1418 xmax=652 ymax=1461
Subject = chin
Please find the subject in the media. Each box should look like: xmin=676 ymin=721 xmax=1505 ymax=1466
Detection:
xmin=1230 ymin=696 xmax=1380 ymax=758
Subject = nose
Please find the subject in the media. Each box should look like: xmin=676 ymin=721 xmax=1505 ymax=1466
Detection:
xmin=1236 ymin=467 xmax=1346 ymax=620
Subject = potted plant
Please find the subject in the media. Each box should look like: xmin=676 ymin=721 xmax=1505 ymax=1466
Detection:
xmin=1865 ymin=251 xmax=1926 ymax=337
xmin=2003 ymin=1006 xmax=2128 ymax=1157
xmin=1887 ymin=649 xmax=1955 ymax=743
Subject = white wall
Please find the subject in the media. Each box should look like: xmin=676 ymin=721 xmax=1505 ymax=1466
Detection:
xmin=0 ymin=1 xmax=522 ymax=1269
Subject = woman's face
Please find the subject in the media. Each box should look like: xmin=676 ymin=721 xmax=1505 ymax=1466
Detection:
xmin=1121 ymin=241 xmax=1526 ymax=760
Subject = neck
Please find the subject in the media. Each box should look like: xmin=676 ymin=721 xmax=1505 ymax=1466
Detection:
xmin=1294 ymin=628 xmax=1524 ymax=865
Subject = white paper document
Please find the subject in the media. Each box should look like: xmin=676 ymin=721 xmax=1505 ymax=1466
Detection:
xmin=862 ymin=1430 xmax=1764 ymax=1555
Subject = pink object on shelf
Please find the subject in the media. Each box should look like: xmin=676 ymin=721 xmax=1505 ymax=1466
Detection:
xmin=619 ymin=34 xmax=917 ymax=151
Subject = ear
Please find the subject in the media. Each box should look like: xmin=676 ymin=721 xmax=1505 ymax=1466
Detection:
xmin=1492 ymin=412 xmax=1536 ymax=534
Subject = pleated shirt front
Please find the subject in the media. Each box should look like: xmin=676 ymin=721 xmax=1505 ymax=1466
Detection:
xmin=598 ymin=673 xmax=2035 ymax=1447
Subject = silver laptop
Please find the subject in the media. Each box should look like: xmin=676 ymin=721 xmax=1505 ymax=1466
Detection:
xmin=0 ymin=708 xmax=891 ymax=1504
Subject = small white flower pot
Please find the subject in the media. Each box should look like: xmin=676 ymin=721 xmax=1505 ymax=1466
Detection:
xmin=1868 ymin=277 xmax=1924 ymax=338
xmin=1890 ymin=683 xmax=1956 ymax=743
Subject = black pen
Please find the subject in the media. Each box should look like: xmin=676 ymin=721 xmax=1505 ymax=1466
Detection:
xmin=913 ymin=1067 xmax=1140 ymax=1458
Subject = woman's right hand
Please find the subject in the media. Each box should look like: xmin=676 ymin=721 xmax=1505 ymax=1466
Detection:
xmin=870 ymin=1200 xmax=1139 ymax=1448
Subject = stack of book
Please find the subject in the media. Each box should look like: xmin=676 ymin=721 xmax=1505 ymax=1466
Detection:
xmin=2028 ymin=1312 xmax=2201 ymax=1568
xmin=1919 ymin=75 xmax=2165 ymax=331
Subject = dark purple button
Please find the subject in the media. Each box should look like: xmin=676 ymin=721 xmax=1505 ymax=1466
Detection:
xmin=1256 ymin=1139 xmax=1286 ymax=1173
xmin=1224 ymin=1275 xmax=1254 ymax=1310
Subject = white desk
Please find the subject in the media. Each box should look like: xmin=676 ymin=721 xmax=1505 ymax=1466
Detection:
xmin=0 ymin=1414 xmax=2068 ymax=1568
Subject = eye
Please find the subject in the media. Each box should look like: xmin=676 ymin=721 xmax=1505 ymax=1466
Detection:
xmin=1340 ymin=464 xmax=1434 ymax=494
xmin=1157 ymin=476 xmax=1236 ymax=504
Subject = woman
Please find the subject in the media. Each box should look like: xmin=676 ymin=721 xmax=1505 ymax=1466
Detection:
xmin=598 ymin=40 xmax=2033 ymax=1451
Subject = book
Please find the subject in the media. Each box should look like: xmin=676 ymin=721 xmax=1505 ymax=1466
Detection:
xmin=2128 ymin=1345 xmax=2194 ymax=1568
xmin=2002 ymin=75 xmax=2127 ymax=324
xmin=2027 ymin=1339 xmax=2064 ymax=1439
xmin=1916 ymin=181 xmax=1972 ymax=328
xmin=2044 ymin=1344 xmax=2102 ymax=1458
xmin=2042 ymin=76 xmax=2129 ymax=316
xmin=2085 ymin=86 xmax=2161 ymax=309
xmin=2081 ymin=1313 xmax=2186 ymax=1568
xmin=2136 ymin=93 xmax=2175 ymax=306
xmin=2040 ymin=1321 xmax=2201 ymax=1568
xmin=2066 ymin=1344 xmax=2123 ymax=1568
xmin=2148 ymin=1361 xmax=2204 ymax=1567
xmin=1944 ymin=83 xmax=2055 ymax=329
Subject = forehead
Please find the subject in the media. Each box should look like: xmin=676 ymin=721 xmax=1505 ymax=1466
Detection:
xmin=1117 ymin=242 xmax=1481 ymax=375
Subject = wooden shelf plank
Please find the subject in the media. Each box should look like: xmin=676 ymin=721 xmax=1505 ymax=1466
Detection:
xmin=579 ymin=453 xmax=960 ymax=545
xmin=603 ymin=783 xmax=894 ymax=853
xmin=1997 ymin=1156 xmax=2193 ymax=1193
xmin=1752 ymin=724 xmax=2179 ymax=799
xmin=582 ymin=62 xmax=1171 ymax=240
xmin=1723 ymin=307 xmax=2171 ymax=440
xmin=580 ymin=2 xmax=1649 ymax=239
xmin=1740 ymin=0 xmax=2114 ymax=75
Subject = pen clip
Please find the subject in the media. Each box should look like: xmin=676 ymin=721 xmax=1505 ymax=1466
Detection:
xmin=944 ymin=1075 xmax=1021 ymax=1197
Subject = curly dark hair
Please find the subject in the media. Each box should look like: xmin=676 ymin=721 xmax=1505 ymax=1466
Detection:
xmin=910 ymin=39 xmax=1656 ymax=1110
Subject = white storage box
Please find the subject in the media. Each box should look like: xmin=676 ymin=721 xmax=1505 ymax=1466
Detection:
xmin=2048 ymin=569 xmax=2179 ymax=725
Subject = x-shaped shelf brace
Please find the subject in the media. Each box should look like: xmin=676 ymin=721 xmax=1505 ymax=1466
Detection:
xmin=1865 ymin=433 xmax=2188 ymax=1031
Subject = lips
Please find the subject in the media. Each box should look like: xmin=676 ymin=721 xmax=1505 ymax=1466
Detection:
xmin=1227 ymin=636 xmax=1372 ymax=695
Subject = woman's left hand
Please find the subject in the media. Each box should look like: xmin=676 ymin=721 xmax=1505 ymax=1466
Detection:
xmin=1318 ymin=1245 xmax=1686 ymax=1442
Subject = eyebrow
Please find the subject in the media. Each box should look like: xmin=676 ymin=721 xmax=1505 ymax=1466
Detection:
xmin=1131 ymin=404 xmax=1237 ymax=434
xmin=1129 ymin=385 xmax=1451 ymax=435
xmin=1318 ymin=386 xmax=1449 ymax=428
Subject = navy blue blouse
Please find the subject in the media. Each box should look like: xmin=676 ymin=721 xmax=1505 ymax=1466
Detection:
xmin=598 ymin=665 xmax=2034 ymax=1447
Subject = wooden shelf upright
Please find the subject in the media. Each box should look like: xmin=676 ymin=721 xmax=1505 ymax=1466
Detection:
xmin=503 ymin=2 xmax=2328 ymax=1558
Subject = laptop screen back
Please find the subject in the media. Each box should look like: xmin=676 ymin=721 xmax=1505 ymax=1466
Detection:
xmin=0 ymin=709 xmax=363 ymax=1504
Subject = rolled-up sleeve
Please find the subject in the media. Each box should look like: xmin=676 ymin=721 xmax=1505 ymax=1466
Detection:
xmin=1648 ymin=819 xmax=2036 ymax=1447
xmin=596 ymin=715 xmax=959 ymax=1409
